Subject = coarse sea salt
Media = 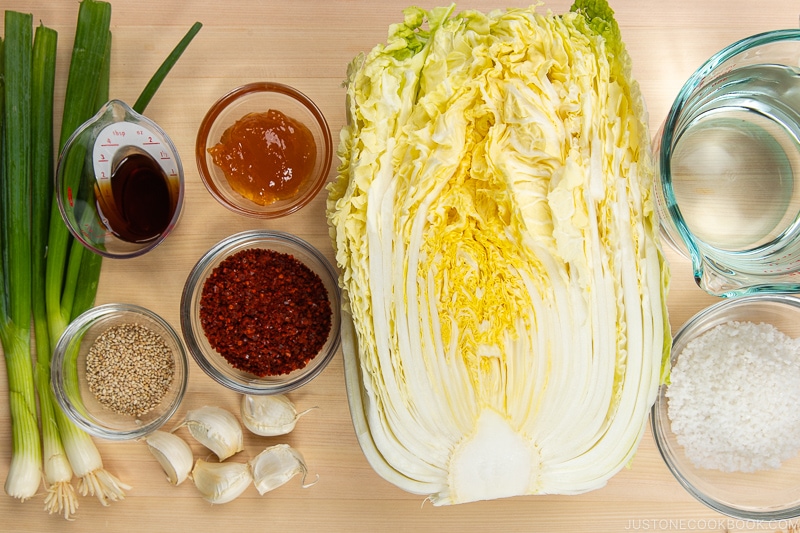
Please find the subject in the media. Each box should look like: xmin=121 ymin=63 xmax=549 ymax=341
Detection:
xmin=666 ymin=320 xmax=800 ymax=473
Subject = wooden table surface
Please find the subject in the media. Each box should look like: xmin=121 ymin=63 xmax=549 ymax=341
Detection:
xmin=1 ymin=1 xmax=798 ymax=531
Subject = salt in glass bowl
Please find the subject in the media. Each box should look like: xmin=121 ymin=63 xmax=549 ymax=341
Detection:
xmin=180 ymin=230 xmax=342 ymax=395
xmin=51 ymin=303 xmax=189 ymax=441
xmin=651 ymin=294 xmax=800 ymax=520
xmin=195 ymin=82 xmax=333 ymax=218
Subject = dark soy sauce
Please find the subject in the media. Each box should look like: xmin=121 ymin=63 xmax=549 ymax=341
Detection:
xmin=96 ymin=149 xmax=178 ymax=243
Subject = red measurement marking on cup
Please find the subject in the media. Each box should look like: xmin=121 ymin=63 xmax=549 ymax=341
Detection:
xmin=68 ymin=187 xmax=74 ymax=207
xmin=81 ymin=221 xmax=111 ymax=240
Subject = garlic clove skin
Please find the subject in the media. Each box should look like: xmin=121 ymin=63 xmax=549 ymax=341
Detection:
xmin=191 ymin=459 xmax=252 ymax=504
xmin=145 ymin=430 xmax=194 ymax=486
xmin=248 ymin=444 xmax=318 ymax=495
xmin=184 ymin=406 xmax=244 ymax=461
xmin=240 ymin=394 xmax=317 ymax=437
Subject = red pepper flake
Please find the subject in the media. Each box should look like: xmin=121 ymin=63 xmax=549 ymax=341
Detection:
xmin=199 ymin=247 xmax=332 ymax=377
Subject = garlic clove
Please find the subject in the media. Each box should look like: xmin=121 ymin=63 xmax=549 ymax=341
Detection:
xmin=183 ymin=406 xmax=244 ymax=461
xmin=145 ymin=430 xmax=194 ymax=486
xmin=240 ymin=394 xmax=317 ymax=437
xmin=191 ymin=459 xmax=252 ymax=504
xmin=248 ymin=444 xmax=318 ymax=495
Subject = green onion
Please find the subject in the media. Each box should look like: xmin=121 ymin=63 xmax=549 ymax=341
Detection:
xmin=41 ymin=0 xmax=134 ymax=507
xmin=0 ymin=10 xmax=41 ymax=502
xmin=31 ymin=22 xmax=81 ymax=519
xmin=133 ymin=21 xmax=202 ymax=114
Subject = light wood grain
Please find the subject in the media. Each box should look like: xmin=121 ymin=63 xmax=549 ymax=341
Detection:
xmin=0 ymin=1 xmax=798 ymax=532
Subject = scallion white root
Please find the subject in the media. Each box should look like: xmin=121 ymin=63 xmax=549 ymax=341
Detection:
xmin=190 ymin=460 xmax=252 ymax=504
xmin=145 ymin=430 xmax=193 ymax=486
xmin=182 ymin=406 xmax=244 ymax=461
xmin=240 ymin=394 xmax=317 ymax=437
xmin=248 ymin=444 xmax=318 ymax=496
xmin=42 ymin=437 xmax=77 ymax=519
xmin=43 ymin=479 xmax=78 ymax=520
xmin=78 ymin=470 xmax=131 ymax=505
xmin=39 ymin=371 xmax=78 ymax=518
xmin=57 ymin=411 xmax=132 ymax=506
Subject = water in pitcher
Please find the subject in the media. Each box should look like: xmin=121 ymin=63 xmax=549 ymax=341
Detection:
xmin=669 ymin=63 xmax=800 ymax=253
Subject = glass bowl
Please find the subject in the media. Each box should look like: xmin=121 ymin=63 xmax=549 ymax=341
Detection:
xmin=195 ymin=82 xmax=333 ymax=218
xmin=51 ymin=303 xmax=189 ymax=440
xmin=651 ymin=294 xmax=800 ymax=520
xmin=180 ymin=230 xmax=341 ymax=394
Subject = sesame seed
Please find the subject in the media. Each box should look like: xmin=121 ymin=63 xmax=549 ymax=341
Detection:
xmin=86 ymin=323 xmax=175 ymax=417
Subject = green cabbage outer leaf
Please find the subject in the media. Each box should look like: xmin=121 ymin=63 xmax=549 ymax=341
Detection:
xmin=327 ymin=0 xmax=670 ymax=505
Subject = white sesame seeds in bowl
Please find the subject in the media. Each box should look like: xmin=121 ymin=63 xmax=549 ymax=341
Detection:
xmin=51 ymin=303 xmax=189 ymax=441
xmin=651 ymin=294 xmax=800 ymax=521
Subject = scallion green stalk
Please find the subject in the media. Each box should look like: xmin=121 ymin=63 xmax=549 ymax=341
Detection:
xmin=0 ymin=10 xmax=41 ymax=502
xmin=67 ymin=34 xmax=108 ymax=320
xmin=133 ymin=21 xmax=202 ymax=114
xmin=46 ymin=1 xmax=112 ymax=339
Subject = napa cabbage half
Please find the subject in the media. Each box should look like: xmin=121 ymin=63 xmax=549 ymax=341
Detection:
xmin=327 ymin=0 xmax=670 ymax=505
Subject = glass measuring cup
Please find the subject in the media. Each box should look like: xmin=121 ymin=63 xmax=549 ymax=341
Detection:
xmin=654 ymin=30 xmax=800 ymax=297
xmin=56 ymin=99 xmax=184 ymax=259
